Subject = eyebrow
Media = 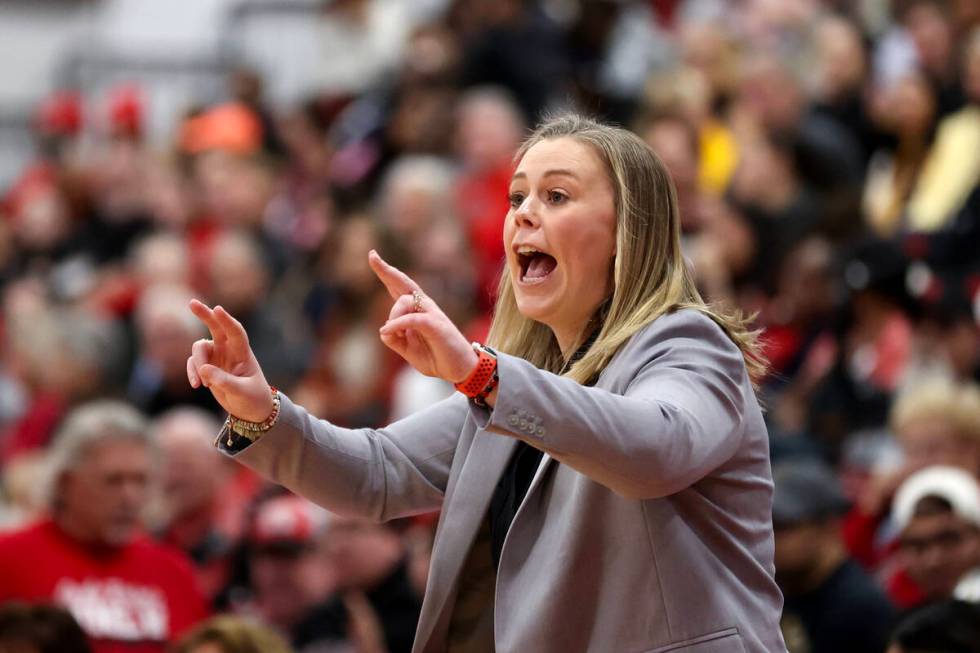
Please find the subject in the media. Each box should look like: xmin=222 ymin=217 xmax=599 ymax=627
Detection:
xmin=511 ymin=168 xmax=580 ymax=182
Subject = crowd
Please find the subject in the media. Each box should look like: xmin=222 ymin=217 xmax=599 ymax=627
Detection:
xmin=0 ymin=0 xmax=979 ymax=652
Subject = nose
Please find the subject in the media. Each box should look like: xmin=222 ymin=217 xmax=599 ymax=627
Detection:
xmin=513 ymin=195 xmax=540 ymax=228
xmin=920 ymin=545 xmax=946 ymax=573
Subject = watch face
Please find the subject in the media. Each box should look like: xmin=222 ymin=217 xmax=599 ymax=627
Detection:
xmin=477 ymin=344 xmax=497 ymax=359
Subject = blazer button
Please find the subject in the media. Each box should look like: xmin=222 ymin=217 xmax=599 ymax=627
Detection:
xmin=518 ymin=409 xmax=527 ymax=418
xmin=536 ymin=426 xmax=546 ymax=436
xmin=519 ymin=419 xmax=528 ymax=430
xmin=508 ymin=415 xmax=519 ymax=426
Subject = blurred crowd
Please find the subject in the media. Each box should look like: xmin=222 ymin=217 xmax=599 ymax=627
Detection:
xmin=1 ymin=0 xmax=979 ymax=652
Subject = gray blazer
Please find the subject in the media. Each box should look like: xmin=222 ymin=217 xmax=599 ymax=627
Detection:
xmin=229 ymin=309 xmax=787 ymax=652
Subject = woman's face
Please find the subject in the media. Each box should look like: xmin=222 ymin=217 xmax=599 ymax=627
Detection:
xmin=504 ymin=137 xmax=617 ymax=347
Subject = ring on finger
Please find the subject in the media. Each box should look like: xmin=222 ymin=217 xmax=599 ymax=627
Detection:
xmin=412 ymin=290 xmax=424 ymax=313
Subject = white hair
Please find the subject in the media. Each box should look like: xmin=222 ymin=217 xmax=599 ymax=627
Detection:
xmin=380 ymin=155 xmax=457 ymax=204
xmin=45 ymin=400 xmax=153 ymax=509
xmin=152 ymin=406 xmax=222 ymax=448
xmin=134 ymin=283 xmax=204 ymax=339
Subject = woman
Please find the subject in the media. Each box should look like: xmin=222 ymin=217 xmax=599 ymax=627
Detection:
xmin=187 ymin=114 xmax=786 ymax=652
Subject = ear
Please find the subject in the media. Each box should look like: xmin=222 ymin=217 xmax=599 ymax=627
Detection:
xmin=53 ymin=469 xmax=74 ymax=511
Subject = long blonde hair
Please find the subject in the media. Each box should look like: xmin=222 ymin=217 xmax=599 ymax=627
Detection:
xmin=486 ymin=113 xmax=766 ymax=385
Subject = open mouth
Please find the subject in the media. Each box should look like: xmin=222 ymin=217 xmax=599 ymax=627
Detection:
xmin=517 ymin=248 xmax=558 ymax=284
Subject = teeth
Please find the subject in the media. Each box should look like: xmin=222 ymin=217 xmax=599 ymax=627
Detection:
xmin=517 ymin=246 xmax=539 ymax=255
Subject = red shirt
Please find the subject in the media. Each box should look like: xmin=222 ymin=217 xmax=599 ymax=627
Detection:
xmin=455 ymin=163 xmax=513 ymax=312
xmin=0 ymin=520 xmax=209 ymax=653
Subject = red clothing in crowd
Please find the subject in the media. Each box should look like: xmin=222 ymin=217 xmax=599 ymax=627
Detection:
xmin=456 ymin=162 xmax=512 ymax=312
xmin=0 ymin=520 xmax=208 ymax=653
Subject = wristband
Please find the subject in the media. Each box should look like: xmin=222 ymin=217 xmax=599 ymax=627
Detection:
xmin=455 ymin=343 xmax=498 ymax=403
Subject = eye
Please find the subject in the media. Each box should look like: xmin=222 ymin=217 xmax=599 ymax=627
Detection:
xmin=548 ymin=190 xmax=568 ymax=205
xmin=508 ymin=191 xmax=525 ymax=208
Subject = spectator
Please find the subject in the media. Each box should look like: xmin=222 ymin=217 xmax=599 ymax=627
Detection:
xmin=174 ymin=615 xmax=293 ymax=653
xmin=206 ymin=229 xmax=311 ymax=390
xmin=810 ymin=14 xmax=877 ymax=165
xmin=892 ymin=378 xmax=980 ymax=478
xmin=455 ymin=0 xmax=570 ymax=120
xmin=905 ymin=27 xmax=980 ymax=231
xmin=128 ymin=232 xmax=193 ymax=292
xmin=234 ymin=494 xmax=342 ymax=652
xmin=639 ymin=110 xmax=704 ymax=234
xmin=898 ymin=0 xmax=964 ymax=118
xmin=319 ymin=515 xmax=422 ymax=653
xmin=887 ymin=599 xmax=980 ymax=653
xmin=1 ymin=299 xmax=124 ymax=465
xmin=905 ymin=272 xmax=980 ymax=384
xmin=0 ymin=400 xmax=208 ymax=653
xmin=734 ymin=52 xmax=863 ymax=194
xmin=153 ymin=407 xmax=239 ymax=605
xmin=863 ymin=72 xmax=939 ymax=236
xmin=293 ymin=215 xmax=400 ymax=426
xmin=128 ymin=284 xmax=217 ymax=417
xmin=729 ymin=127 xmax=823 ymax=296
xmin=772 ymin=461 xmax=897 ymax=653
xmin=453 ymin=87 xmax=524 ymax=311
xmin=807 ymin=239 xmax=915 ymax=456
xmin=846 ymin=378 xmax=980 ymax=570
xmin=891 ymin=466 xmax=980 ymax=607
xmin=0 ymin=602 xmax=92 ymax=653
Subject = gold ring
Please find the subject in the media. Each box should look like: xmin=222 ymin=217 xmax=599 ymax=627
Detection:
xmin=412 ymin=290 xmax=424 ymax=313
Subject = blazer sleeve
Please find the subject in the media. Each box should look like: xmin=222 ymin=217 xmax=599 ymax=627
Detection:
xmin=225 ymin=392 xmax=467 ymax=521
xmin=471 ymin=310 xmax=753 ymax=499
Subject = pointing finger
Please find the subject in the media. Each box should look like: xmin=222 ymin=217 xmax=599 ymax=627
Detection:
xmin=368 ymin=250 xmax=421 ymax=300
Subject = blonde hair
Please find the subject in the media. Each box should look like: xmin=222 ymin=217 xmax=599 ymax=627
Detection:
xmin=486 ymin=113 xmax=765 ymax=385
xmin=892 ymin=376 xmax=980 ymax=443
xmin=174 ymin=615 xmax=293 ymax=653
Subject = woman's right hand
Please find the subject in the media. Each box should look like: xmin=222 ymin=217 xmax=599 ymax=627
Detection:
xmin=186 ymin=299 xmax=275 ymax=422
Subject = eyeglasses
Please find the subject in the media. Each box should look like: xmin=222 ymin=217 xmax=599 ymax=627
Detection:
xmin=899 ymin=528 xmax=973 ymax=556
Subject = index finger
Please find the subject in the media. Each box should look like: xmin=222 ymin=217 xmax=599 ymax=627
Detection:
xmin=189 ymin=299 xmax=228 ymax=343
xmin=368 ymin=250 xmax=421 ymax=300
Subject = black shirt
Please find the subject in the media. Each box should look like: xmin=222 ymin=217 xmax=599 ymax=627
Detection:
xmin=487 ymin=332 xmax=597 ymax=569
xmin=781 ymin=558 xmax=897 ymax=653
xmin=293 ymin=559 xmax=421 ymax=653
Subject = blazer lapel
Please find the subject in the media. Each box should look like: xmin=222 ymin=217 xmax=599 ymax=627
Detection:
xmin=522 ymin=452 xmax=554 ymax=509
xmin=414 ymin=430 xmax=517 ymax=649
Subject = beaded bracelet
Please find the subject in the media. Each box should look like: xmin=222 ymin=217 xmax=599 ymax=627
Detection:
xmin=226 ymin=386 xmax=281 ymax=446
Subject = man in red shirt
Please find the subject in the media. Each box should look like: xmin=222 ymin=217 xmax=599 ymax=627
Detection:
xmin=0 ymin=400 xmax=208 ymax=653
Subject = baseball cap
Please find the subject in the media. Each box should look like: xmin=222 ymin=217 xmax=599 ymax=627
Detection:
xmin=249 ymin=495 xmax=331 ymax=551
xmin=771 ymin=460 xmax=852 ymax=527
xmin=892 ymin=466 xmax=980 ymax=532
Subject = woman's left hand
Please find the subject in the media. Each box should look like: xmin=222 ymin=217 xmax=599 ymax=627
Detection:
xmin=368 ymin=250 xmax=477 ymax=384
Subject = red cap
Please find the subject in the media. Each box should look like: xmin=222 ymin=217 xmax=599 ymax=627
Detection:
xmin=107 ymin=84 xmax=144 ymax=137
xmin=250 ymin=495 xmax=330 ymax=545
xmin=35 ymin=90 xmax=83 ymax=137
